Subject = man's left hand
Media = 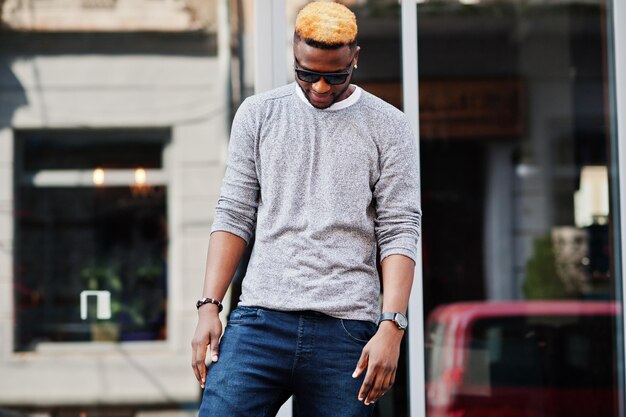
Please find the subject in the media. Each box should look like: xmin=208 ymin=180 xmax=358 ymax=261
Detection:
xmin=352 ymin=321 xmax=404 ymax=405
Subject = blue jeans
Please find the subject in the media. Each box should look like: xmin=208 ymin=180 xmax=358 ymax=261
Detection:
xmin=199 ymin=306 xmax=378 ymax=417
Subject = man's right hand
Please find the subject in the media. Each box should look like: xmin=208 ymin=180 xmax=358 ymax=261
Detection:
xmin=191 ymin=231 xmax=247 ymax=388
xmin=191 ymin=305 xmax=223 ymax=389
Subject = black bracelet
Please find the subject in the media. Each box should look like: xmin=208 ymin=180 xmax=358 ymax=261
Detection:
xmin=196 ymin=297 xmax=223 ymax=312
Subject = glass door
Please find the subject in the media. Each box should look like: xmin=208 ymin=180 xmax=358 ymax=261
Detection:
xmin=405 ymin=1 xmax=626 ymax=417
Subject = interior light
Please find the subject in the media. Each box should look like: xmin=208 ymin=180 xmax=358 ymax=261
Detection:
xmin=574 ymin=165 xmax=609 ymax=227
xmin=93 ymin=168 xmax=105 ymax=185
xmin=134 ymin=168 xmax=147 ymax=185
xmin=459 ymin=0 xmax=481 ymax=4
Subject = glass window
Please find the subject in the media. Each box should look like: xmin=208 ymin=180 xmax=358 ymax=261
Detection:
xmin=22 ymin=129 xmax=166 ymax=170
xmin=416 ymin=1 xmax=623 ymax=417
xmin=14 ymin=130 xmax=169 ymax=351
xmin=468 ymin=315 xmax=616 ymax=388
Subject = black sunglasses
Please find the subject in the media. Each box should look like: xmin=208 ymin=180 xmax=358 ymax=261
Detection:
xmin=293 ymin=61 xmax=355 ymax=85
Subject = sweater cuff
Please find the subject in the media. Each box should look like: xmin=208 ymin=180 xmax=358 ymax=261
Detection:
xmin=379 ymin=237 xmax=418 ymax=263
xmin=210 ymin=223 xmax=253 ymax=245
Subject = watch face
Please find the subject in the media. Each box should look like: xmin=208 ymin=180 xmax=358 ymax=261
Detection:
xmin=395 ymin=313 xmax=408 ymax=329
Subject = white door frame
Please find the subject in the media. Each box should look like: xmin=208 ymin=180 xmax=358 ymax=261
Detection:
xmin=611 ymin=0 xmax=626 ymax=415
xmin=400 ymin=2 xmax=426 ymax=417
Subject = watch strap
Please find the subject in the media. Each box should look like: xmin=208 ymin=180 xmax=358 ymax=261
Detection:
xmin=379 ymin=312 xmax=397 ymax=322
xmin=379 ymin=312 xmax=408 ymax=329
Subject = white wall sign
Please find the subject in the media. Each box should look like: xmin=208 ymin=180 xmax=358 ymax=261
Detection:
xmin=80 ymin=290 xmax=112 ymax=320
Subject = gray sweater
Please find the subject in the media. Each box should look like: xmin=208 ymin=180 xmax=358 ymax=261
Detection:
xmin=211 ymin=83 xmax=421 ymax=323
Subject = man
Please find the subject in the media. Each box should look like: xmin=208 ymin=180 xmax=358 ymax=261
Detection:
xmin=192 ymin=2 xmax=421 ymax=416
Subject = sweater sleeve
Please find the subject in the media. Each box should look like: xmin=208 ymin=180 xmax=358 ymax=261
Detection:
xmin=210 ymin=98 xmax=260 ymax=244
xmin=373 ymin=115 xmax=422 ymax=263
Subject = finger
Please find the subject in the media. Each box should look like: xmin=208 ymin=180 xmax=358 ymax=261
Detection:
xmin=364 ymin=371 xmax=384 ymax=405
xmin=358 ymin=370 xmax=374 ymax=403
xmin=352 ymin=348 xmax=368 ymax=379
xmin=191 ymin=339 xmax=205 ymax=382
xmin=377 ymin=372 xmax=394 ymax=401
xmin=354 ymin=348 xmax=370 ymax=401
xmin=191 ymin=345 xmax=202 ymax=383
xmin=376 ymin=367 xmax=397 ymax=402
xmin=209 ymin=330 xmax=221 ymax=363
xmin=367 ymin=363 xmax=395 ymax=405
xmin=194 ymin=341 xmax=208 ymax=388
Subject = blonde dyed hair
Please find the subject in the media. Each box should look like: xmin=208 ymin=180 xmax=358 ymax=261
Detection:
xmin=295 ymin=1 xmax=357 ymax=47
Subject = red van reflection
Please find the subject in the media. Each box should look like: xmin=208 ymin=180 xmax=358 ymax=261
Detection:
xmin=425 ymin=301 xmax=620 ymax=417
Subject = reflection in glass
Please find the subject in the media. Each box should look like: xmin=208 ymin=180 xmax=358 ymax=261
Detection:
xmin=417 ymin=1 xmax=622 ymax=417
xmin=14 ymin=134 xmax=168 ymax=351
xmin=425 ymin=302 xmax=619 ymax=417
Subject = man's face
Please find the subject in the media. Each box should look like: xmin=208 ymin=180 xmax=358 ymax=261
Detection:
xmin=293 ymin=39 xmax=360 ymax=109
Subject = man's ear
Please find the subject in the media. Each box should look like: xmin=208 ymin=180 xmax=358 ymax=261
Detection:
xmin=353 ymin=46 xmax=361 ymax=68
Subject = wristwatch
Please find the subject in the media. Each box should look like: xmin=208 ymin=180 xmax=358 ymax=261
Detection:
xmin=379 ymin=312 xmax=408 ymax=330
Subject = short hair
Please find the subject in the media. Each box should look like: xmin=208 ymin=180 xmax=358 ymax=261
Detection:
xmin=294 ymin=1 xmax=358 ymax=50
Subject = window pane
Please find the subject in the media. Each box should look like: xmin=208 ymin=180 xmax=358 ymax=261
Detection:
xmin=20 ymin=130 xmax=167 ymax=170
xmin=15 ymin=135 xmax=168 ymax=351
xmin=467 ymin=315 xmax=616 ymax=388
xmin=418 ymin=1 xmax=622 ymax=417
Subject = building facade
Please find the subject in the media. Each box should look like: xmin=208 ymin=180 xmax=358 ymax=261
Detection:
xmin=0 ymin=1 xmax=229 ymax=415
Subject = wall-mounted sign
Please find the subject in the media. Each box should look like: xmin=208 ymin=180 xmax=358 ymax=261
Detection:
xmin=80 ymin=290 xmax=111 ymax=320
xmin=419 ymin=79 xmax=524 ymax=140
xmin=358 ymin=79 xmax=524 ymax=140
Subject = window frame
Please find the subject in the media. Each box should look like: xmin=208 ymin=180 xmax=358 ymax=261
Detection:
xmin=609 ymin=0 xmax=626 ymax=416
xmin=12 ymin=128 xmax=172 ymax=352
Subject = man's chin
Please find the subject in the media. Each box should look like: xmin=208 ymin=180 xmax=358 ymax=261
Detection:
xmin=310 ymin=101 xmax=332 ymax=109
xmin=305 ymin=93 xmax=334 ymax=109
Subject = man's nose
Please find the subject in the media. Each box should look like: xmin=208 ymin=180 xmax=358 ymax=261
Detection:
xmin=312 ymin=78 xmax=331 ymax=94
